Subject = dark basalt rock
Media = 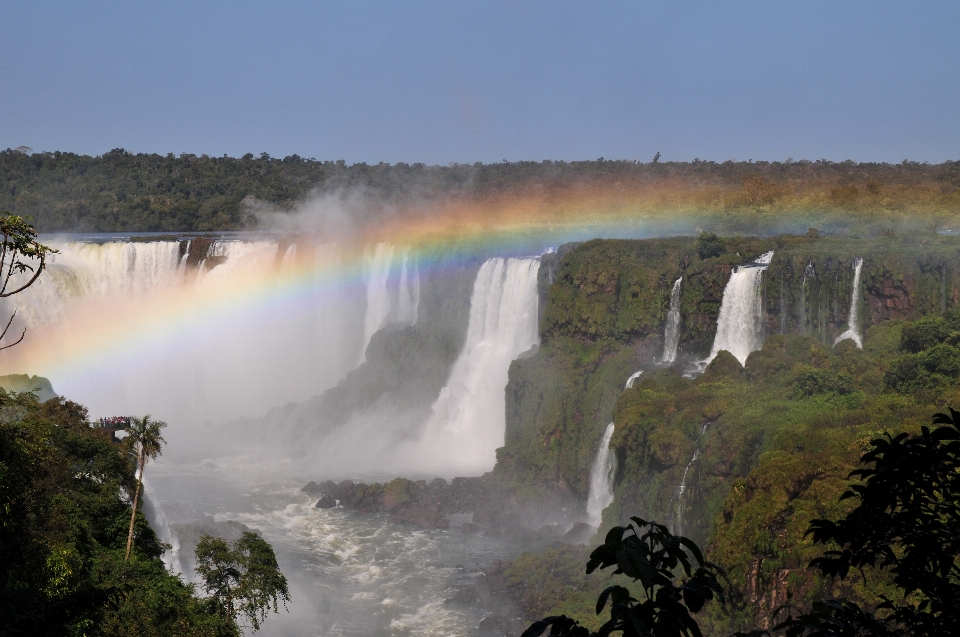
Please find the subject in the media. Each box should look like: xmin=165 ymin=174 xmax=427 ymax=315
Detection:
xmin=301 ymin=473 xmax=582 ymax=534
xmin=444 ymin=585 xmax=478 ymax=605
xmin=563 ymin=521 xmax=594 ymax=544
xmin=538 ymin=523 xmax=565 ymax=536
xmin=315 ymin=494 xmax=337 ymax=509
xmin=503 ymin=525 xmax=540 ymax=542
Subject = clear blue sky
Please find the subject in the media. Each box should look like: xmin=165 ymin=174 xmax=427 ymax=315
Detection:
xmin=1 ymin=0 xmax=957 ymax=164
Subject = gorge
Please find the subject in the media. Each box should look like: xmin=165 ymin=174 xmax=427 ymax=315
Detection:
xmin=6 ymin=229 xmax=960 ymax=635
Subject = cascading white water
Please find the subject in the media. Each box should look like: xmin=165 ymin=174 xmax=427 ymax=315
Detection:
xmin=586 ymin=422 xmax=617 ymax=527
xmin=0 ymin=238 xmax=418 ymax=430
xmin=395 ymin=250 xmax=420 ymax=326
xmin=705 ymin=251 xmax=774 ymax=366
xmin=280 ymin=243 xmax=297 ymax=270
xmin=415 ymin=257 xmax=540 ymax=475
xmin=662 ymin=277 xmax=683 ymax=363
xmin=11 ymin=241 xmax=185 ymax=327
xmin=359 ymin=243 xmax=396 ymax=363
xmin=140 ymin=476 xmax=183 ymax=576
xmin=624 ymin=371 xmax=642 ymax=389
xmin=357 ymin=244 xmax=421 ymax=364
xmin=834 ymin=258 xmax=864 ymax=348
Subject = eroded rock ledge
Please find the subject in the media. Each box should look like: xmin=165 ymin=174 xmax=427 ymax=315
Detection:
xmin=301 ymin=476 xmax=594 ymax=544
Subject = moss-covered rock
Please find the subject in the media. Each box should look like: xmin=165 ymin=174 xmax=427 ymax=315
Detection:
xmin=496 ymin=234 xmax=960 ymax=634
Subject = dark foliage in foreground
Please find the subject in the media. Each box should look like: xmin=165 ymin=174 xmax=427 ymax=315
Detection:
xmin=0 ymin=388 xmax=289 ymax=636
xmin=522 ymin=518 xmax=728 ymax=637
xmin=745 ymin=408 xmax=960 ymax=636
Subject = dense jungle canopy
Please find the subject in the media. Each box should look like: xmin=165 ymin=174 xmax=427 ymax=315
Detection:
xmin=1 ymin=148 xmax=958 ymax=233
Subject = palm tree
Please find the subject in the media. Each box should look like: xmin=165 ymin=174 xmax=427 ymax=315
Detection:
xmin=124 ymin=415 xmax=167 ymax=561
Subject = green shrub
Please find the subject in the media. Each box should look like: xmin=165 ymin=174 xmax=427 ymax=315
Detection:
xmin=696 ymin=232 xmax=726 ymax=260
xmin=886 ymin=343 xmax=960 ymax=395
xmin=900 ymin=316 xmax=950 ymax=353
xmin=790 ymin=365 xmax=855 ymax=398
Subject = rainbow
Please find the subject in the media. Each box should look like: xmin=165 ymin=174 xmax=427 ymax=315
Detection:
xmin=0 ymin=190 xmax=906 ymax=419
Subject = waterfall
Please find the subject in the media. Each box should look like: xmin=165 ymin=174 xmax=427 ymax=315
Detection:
xmin=624 ymin=370 xmax=643 ymax=389
xmin=779 ymin=280 xmax=787 ymax=334
xmin=395 ymin=250 xmax=420 ymax=326
xmin=662 ymin=277 xmax=682 ymax=363
xmin=586 ymin=422 xmax=617 ymax=527
xmin=705 ymin=251 xmax=774 ymax=366
xmin=834 ymin=258 xmax=864 ymax=348
xmin=0 ymin=238 xmax=382 ymax=425
xmin=140 ymin=477 xmax=182 ymax=575
xmin=799 ymin=263 xmax=814 ymax=336
xmin=280 ymin=243 xmax=298 ymax=271
xmin=359 ymin=243 xmax=397 ymax=363
xmin=672 ymin=422 xmax=708 ymax=537
xmin=9 ymin=241 xmax=186 ymax=328
xmin=357 ymin=244 xmax=421 ymax=364
xmin=419 ymin=257 xmax=540 ymax=474
xmin=673 ymin=449 xmax=699 ymax=537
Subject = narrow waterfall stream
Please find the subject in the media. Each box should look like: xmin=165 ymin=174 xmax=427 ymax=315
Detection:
xmin=673 ymin=450 xmax=699 ymax=537
xmin=834 ymin=257 xmax=864 ymax=348
xmin=586 ymin=422 xmax=617 ymax=527
xmin=672 ymin=423 xmax=709 ymax=537
xmin=662 ymin=277 xmax=683 ymax=363
xmin=705 ymin=251 xmax=774 ymax=366
xmin=799 ymin=262 xmax=815 ymax=335
xmin=140 ymin=476 xmax=183 ymax=577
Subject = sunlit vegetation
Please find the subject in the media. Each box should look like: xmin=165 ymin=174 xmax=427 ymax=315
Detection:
xmin=1 ymin=148 xmax=958 ymax=233
xmin=0 ymin=389 xmax=291 ymax=636
xmin=495 ymin=235 xmax=960 ymax=634
xmin=0 ymin=391 xmax=235 ymax=635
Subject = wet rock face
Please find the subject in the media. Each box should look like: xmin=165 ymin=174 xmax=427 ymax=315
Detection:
xmin=314 ymin=494 xmax=336 ymax=509
xmin=867 ymin=275 xmax=914 ymax=321
xmin=301 ymin=475 xmax=585 ymax=537
xmin=300 ymin=481 xmax=321 ymax=494
xmin=562 ymin=522 xmax=594 ymax=544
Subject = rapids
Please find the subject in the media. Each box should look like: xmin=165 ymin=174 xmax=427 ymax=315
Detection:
xmin=147 ymin=463 xmax=555 ymax=637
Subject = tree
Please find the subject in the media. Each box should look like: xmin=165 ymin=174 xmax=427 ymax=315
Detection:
xmin=695 ymin=231 xmax=726 ymax=260
xmin=195 ymin=532 xmax=291 ymax=632
xmin=0 ymin=389 xmax=238 ymax=635
xmin=0 ymin=213 xmax=55 ymax=350
xmin=523 ymin=517 xmax=727 ymax=637
xmin=754 ymin=408 xmax=960 ymax=636
xmin=123 ymin=415 xmax=167 ymax=561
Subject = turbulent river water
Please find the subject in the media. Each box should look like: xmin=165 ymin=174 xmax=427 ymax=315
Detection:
xmin=148 ymin=462 xmax=549 ymax=637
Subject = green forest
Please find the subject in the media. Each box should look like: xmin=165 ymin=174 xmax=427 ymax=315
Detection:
xmin=2 ymin=148 xmax=958 ymax=232
xmin=492 ymin=235 xmax=960 ymax=636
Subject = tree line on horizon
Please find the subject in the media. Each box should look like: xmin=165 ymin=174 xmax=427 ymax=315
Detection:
xmin=1 ymin=148 xmax=958 ymax=233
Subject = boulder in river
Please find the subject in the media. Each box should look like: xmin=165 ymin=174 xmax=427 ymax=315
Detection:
xmin=315 ymin=494 xmax=337 ymax=509
xmin=563 ymin=521 xmax=594 ymax=544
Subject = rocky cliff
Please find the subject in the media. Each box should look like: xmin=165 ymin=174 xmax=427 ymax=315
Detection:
xmin=493 ymin=232 xmax=960 ymax=632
